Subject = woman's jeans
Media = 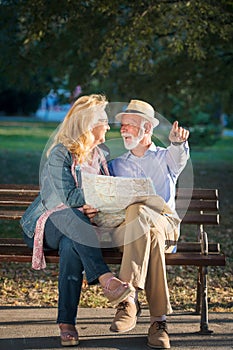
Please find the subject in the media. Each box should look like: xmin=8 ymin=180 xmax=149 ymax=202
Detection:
xmin=24 ymin=208 xmax=110 ymax=325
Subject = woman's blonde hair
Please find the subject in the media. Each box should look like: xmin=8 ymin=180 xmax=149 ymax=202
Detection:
xmin=47 ymin=94 xmax=107 ymax=163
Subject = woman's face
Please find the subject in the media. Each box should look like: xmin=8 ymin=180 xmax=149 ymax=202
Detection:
xmin=91 ymin=123 xmax=110 ymax=147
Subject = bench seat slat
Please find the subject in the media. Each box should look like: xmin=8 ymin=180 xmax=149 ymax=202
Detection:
xmin=165 ymin=253 xmax=226 ymax=266
xmin=0 ymin=238 xmax=225 ymax=266
xmin=0 ymin=238 xmax=221 ymax=254
xmin=0 ymin=249 xmax=226 ymax=267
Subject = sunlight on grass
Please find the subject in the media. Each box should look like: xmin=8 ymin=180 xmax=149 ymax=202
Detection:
xmin=191 ymin=137 xmax=232 ymax=163
xmin=0 ymin=122 xmax=58 ymax=151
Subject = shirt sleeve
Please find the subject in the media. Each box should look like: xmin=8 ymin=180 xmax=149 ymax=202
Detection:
xmin=165 ymin=141 xmax=190 ymax=176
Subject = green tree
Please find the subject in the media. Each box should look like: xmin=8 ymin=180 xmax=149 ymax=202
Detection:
xmin=0 ymin=0 xmax=232 ymax=118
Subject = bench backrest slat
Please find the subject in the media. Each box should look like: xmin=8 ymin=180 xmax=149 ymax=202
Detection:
xmin=0 ymin=210 xmax=25 ymax=220
xmin=176 ymin=188 xmax=218 ymax=200
xmin=0 ymin=185 xmax=220 ymax=227
xmin=0 ymin=200 xmax=34 ymax=206
xmin=176 ymin=199 xmax=218 ymax=211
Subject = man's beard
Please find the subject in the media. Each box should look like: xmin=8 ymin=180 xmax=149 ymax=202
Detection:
xmin=121 ymin=130 xmax=144 ymax=150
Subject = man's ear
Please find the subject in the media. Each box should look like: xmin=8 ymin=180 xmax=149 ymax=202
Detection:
xmin=144 ymin=122 xmax=153 ymax=134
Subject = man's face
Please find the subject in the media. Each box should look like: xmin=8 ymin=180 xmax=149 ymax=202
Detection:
xmin=120 ymin=114 xmax=144 ymax=150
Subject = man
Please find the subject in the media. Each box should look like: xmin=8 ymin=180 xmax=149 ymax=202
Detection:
xmin=108 ymin=99 xmax=190 ymax=349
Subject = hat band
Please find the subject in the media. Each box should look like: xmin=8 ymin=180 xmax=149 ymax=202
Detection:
xmin=125 ymin=109 xmax=145 ymax=115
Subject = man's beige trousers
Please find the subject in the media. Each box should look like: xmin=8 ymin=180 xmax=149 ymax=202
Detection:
xmin=112 ymin=198 xmax=180 ymax=316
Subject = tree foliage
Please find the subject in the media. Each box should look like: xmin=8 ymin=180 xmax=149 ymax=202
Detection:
xmin=0 ymin=0 xmax=232 ymax=118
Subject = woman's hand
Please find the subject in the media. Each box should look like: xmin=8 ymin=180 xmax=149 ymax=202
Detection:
xmin=83 ymin=204 xmax=99 ymax=220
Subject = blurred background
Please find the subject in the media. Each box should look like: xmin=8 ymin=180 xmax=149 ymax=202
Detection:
xmin=0 ymin=0 xmax=232 ymax=143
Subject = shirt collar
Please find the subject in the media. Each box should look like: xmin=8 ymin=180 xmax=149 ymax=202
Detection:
xmin=123 ymin=142 xmax=157 ymax=159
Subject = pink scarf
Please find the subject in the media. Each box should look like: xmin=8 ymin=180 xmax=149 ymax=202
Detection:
xmin=32 ymin=146 xmax=109 ymax=270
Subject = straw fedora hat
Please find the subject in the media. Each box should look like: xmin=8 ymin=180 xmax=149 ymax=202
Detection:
xmin=115 ymin=99 xmax=159 ymax=128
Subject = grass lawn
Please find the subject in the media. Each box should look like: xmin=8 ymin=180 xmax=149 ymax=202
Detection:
xmin=0 ymin=120 xmax=232 ymax=312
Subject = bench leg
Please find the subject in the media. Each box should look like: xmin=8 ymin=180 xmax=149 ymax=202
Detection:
xmin=199 ymin=266 xmax=213 ymax=334
xmin=195 ymin=267 xmax=201 ymax=314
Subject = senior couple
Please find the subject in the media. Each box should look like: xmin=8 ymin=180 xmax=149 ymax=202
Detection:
xmin=21 ymin=94 xmax=190 ymax=349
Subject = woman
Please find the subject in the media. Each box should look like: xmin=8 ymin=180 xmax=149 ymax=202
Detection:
xmin=20 ymin=94 xmax=133 ymax=347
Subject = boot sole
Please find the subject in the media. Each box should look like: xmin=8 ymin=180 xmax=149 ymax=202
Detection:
xmin=147 ymin=341 xmax=170 ymax=349
xmin=110 ymin=318 xmax=137 ymax=333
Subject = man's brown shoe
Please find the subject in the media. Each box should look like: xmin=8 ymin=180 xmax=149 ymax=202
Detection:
xmin=110 ymin=300 xmax=141 ymax=333
xmin=147 ymin=321 xmax=170 ymax=349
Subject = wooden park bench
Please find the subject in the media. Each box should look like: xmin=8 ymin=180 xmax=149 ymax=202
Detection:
xmin=0 ymin=184 xmax=226 ymax=334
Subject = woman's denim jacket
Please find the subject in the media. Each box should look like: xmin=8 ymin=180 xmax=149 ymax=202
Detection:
xmin=20 ymin=143 xmax=85 ymax=238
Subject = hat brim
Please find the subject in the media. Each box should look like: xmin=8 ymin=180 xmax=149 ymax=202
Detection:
xmin=115 ymin=112 xmax=159 ymax=128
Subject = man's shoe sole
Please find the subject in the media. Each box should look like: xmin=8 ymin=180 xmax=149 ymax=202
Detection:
xmin=147 ymin=341 xmax=170 ymax=349
xmin=110 ymin=319 xmax=137 ymax=333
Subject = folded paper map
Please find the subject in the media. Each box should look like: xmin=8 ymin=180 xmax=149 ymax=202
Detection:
xmin=81 ymin=172 xmax=157 ymax=227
